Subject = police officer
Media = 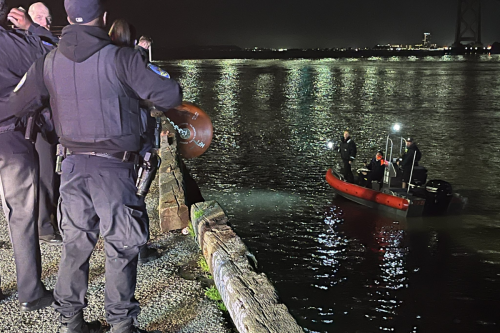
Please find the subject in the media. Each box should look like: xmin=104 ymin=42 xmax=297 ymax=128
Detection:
xmin=108 ymin=18 xmax=160 ymax=264
xmin=339 ymin=130 xmax=357 ymax=183
xmin=12 ymin=3 xmax=62 ymax=245
xmin=7 ymin=1 xmax=182 ymax=332
xmin=23 ymin=3 xmax=59 ymax=45
xmin=28 ymin=2 xmax=63 ymax=246
xmin=11 ymin=3 xmax=61 ymax=245
xmin=0 ymin=0 xmax=54 ymax=311
xmin=36 ymin=123 xmax=63 ymax=245
xmin=399 ymin=137 xmax=422 ymax=188
xmin=136 ymin=35 xmax=152 ymax=60
xmin=28 ymin=2 xmax=52 ymax=31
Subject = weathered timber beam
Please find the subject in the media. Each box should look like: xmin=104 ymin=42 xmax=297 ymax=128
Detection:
xmin=158 ymin=121 xmax=189 ymax=232
xmin=191 ymin=201 xmax=303 ymax=333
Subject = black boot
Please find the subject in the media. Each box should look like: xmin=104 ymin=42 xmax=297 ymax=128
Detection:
xmin=39 ymin=233 xmax=63 ymax=245
xmin=20 ymin=289 xmax=54 ymax=312
xmin=59 ymin=312 xmax=102 ymax=333
xmin=138 ymin=246 xmax=160 ymax=265
xmin=110 ymin=318 xmax=160 ymax=333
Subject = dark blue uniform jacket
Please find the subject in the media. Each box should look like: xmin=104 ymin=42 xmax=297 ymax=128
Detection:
xmin=401 ymin=143 xmax=421 ymax=168
xmin=0 ymin=25 xmax=54 ymax=131
xmin=4 ymin=25 xmax=182 ymax=153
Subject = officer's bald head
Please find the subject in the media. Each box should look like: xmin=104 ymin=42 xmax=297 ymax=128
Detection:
xmin=0 ymin=0 xmax=8 ymax=26
xmin=28 ymin=2 xmax=51 ymax=30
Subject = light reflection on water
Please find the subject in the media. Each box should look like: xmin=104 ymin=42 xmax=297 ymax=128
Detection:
xmin=160 ymin=56 xmax=500 ymax=332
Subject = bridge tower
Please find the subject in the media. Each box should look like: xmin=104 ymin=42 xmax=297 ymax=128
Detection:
xmin=454 ymin=0 xmax=482 ymax=46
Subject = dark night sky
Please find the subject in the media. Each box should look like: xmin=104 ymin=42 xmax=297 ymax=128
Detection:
xmin=13 ymin=0 xmax=500 ymax=48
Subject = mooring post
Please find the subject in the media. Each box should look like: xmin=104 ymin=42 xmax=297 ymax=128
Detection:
xmin=158 ymin=120 xmax=190 ymax=232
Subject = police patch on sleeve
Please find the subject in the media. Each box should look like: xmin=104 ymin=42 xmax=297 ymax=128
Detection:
xmin=13 ymin=73 xmax=27 ymax=93
xmin=147 ymin=63 xmax=170 ymax=78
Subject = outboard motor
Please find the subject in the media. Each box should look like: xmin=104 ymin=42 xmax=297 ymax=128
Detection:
xmin=424 ymin=180 xmax=453 ymax=214
xmin=411 ymin=166 xmax=427 ymax=186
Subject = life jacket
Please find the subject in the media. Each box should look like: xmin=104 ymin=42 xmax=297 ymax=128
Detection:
xmin=375 ymin=155 xmax=385 ymax=165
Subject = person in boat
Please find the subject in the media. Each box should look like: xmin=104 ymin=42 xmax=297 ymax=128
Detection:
xmin=398 ymin=137 xmax=421 ymax=188
xmin=339 ymin=130 xmax=357 ymax=183
xmin=359 ymin=150 xmax=386 ymax=188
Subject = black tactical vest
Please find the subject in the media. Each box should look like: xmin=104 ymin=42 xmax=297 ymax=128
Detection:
xmin=43 ymin=45 xmax=142 ymax=150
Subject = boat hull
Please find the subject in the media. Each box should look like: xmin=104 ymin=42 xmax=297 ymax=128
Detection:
xmin=326 ymin=169 xmax=426 ymax=217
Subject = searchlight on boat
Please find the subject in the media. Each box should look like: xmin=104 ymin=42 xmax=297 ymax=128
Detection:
xmin=392 ymin=123 xmax=401 ymax=132
xmin=327 ymin=141 xmax=335 ymax=149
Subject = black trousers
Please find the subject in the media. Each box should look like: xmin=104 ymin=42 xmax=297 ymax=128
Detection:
xmin=366 ymin=172 xmax=383 ymax=189
xmin=0 ymin=131 xmax=45 ymax=302
xmin=342 ymin=159 xmax=354 ymax=183
xmin=53 ymin=155 xmax=148 ymax=324
xmin=402 ymin=167 xmax=412 ymax=183
xmin=35 ymin=133 xmax=59 ymax=236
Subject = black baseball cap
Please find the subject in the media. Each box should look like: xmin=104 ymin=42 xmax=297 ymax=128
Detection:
xmin=406 ymin=137 xmax=414 ymax=142
xmin=65 ymin=0 xmax=105 ymax=24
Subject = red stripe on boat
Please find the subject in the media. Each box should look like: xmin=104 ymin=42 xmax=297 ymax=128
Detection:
xmin=326 ymin=169 xmax=409 ymax=211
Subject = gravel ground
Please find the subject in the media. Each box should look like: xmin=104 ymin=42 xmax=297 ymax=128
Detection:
xmin=0 ymin=178 xmax=230 ymax=333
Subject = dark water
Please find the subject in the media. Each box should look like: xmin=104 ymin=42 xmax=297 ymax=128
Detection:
xmin=160 ymin=57 xmax=500 ymax=333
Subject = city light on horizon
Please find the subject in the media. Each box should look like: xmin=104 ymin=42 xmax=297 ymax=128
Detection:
xmin=8 ymin=0 xmax=500 ymax=49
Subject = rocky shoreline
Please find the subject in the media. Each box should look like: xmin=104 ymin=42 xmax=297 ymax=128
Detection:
xmin=0 ymin=178 xmax=230 ymax=333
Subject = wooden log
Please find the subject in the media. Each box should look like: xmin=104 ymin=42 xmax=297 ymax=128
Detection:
xmin=158 ymin=121 xmax=189 ymax=232
xmin=191 ymin=201 xmax=303 ymax=333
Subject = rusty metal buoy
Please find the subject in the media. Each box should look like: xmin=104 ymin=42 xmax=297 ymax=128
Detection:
xmin=164 ymin=102 xmax=213 ymax=159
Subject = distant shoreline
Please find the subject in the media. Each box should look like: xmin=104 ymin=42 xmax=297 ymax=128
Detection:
xmin=153 ymin=48 xmax=497 ymax=61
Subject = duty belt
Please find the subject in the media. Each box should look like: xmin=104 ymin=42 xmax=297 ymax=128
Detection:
xmin=67 ymin=150 xmax=140 ymax=163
